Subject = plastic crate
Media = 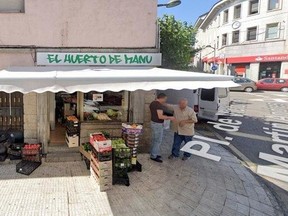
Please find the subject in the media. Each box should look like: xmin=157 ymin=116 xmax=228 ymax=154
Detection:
xmin=113 ymin=148 xmax=131 ymax=159
xmin=112 ymin=170 xmax=130 ymax=186
xmin=16 ymin=160 xmax=41 ymax=175
xmin=91 ymin=148 xmax=112 ymax=162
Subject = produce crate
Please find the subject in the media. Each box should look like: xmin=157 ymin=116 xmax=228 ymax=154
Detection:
xmin=16 ymin=160 xmax=41 ymax=175
xmin=91 ymin=161 xmax=112 ymax=177
xmin=22 ymin=154 xmax=41 ymax=162
xmin=90 ymin=133 xmax=111 ymax=152
xmin=90 ymin=167 xmax=112 ymax=192
xmin=113 ymin=148 xmax=131 ymax=159
xmin=79 ymin=143 xmax=91 ymax=160
xmin=91 ymin=147 xmax=112 ymax=162
xmin=22 ymin=144 xmax=41 ymax=156
xmin=66 ymin=133 xmax=79 ymax=148
xmin=91 ymin=156 xmax=112 ymax=170
xmin=112 ymin=172 xmax=130 ymax=186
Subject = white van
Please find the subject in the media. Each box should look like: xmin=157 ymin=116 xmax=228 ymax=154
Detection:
xmin=158 ymin=88 xmax=230 ymax=121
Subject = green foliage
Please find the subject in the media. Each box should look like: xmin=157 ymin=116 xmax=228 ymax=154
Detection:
xmin=159 ymin=15 xmax=196 ymax=70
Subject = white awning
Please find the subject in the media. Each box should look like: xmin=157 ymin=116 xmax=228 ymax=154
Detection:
xmin=0 ymin=67 xmax=238 ymax=93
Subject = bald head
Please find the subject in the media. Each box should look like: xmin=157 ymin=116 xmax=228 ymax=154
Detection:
xmin=178 ymin=98 xmax=188 ymax=110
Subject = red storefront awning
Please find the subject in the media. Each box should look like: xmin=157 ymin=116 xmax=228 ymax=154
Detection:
xmin=226 ymin=54 xmax=288 ymax=64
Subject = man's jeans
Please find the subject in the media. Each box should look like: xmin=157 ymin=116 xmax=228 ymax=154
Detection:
xmin=150 ymin=122 xmax=164 ymax=159
xmin=172 ymin=133 xmax=192 ymax=157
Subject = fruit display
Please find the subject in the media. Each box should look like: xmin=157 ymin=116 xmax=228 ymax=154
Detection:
xmin=96 ymin=113 xmax=111 ymax=121
xmin=91 ymin=134 xmax=107 ymax=142
xmin=66 ymin=116 xmax=78 ymax=122
xmin=22 ymin=144 xmax=41 ymax=155
xmin=122 ymin=123 xmax=143 ymax=135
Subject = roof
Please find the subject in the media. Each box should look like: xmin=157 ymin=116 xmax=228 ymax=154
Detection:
xmin=194 ymin=0 xmax=236 ymax=29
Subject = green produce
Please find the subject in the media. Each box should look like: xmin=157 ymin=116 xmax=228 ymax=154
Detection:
xmin=106 ymin=109 xmax=117 ymax=117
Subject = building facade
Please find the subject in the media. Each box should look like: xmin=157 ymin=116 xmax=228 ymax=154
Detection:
xmin=194 ymin=0 xmax=288 ymax=81
xmin=0 ymin=0 xmax=158 ymax=153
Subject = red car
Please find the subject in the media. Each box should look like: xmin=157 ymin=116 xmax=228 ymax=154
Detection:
xmin=256 ymin=78 xmax=288 ymax=92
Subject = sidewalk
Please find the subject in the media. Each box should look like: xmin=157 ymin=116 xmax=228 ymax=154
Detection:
xmin=0 ymin=130 xmax=284 ymax=216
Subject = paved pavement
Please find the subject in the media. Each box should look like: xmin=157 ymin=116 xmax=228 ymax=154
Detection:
xmin=0 ymin=131 xmax=285 ymax=216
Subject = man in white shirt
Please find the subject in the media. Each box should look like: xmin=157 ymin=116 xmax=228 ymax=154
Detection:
xmin=167 ymin=98 xmax=198 ymax=160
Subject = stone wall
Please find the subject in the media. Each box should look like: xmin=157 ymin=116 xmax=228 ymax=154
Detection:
xmin=23 ymin=93 xmax=38 ymax=143
xmin=138 ymin=90 xmax=156 ymax=153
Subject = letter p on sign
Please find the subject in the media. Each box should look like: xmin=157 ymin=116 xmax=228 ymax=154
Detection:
xmin=181 ymin=141 xmax=221 ymax=162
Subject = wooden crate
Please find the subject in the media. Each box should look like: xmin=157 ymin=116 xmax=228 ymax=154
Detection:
xmin=79 ymin=144 xmax=91 ymax=160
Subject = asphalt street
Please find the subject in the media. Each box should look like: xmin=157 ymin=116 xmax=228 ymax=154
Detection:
xmin=202 ymin=90 xmax=288 ymax=213
xmin=203 ymin=92 xmax=288 ymax=181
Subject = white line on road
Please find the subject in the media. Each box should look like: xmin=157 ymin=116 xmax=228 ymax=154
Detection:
xmin=249 ymin=99 xmax=264 ymax=101
xmin=273 ymin=99 xmax=287 ymax=103
xmin=194 ymin=135 xmax=230 ymax=146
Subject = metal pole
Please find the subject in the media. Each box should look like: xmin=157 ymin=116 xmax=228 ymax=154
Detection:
xmin=213 ymin=46 xmax=216 ymax=74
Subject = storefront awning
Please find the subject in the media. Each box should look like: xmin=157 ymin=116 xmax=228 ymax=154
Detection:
xmin=0 ymin=67 xmax=238 ymax=93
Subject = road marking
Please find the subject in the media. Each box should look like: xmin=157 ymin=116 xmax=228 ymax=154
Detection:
xmin=273 ymin=94 xmax=288 ymax=97
xmin=227 ymin=131 xmax=272 ymax=142
xmin=225 ymin=136 xmax=233 ymax=141
xmin=249 ymin=99 xmax=264 ymax=102
xmin=194 ymin=135 xmax=230 ymax=146
xmin=273 ymin=99 xmax=287 ymax=103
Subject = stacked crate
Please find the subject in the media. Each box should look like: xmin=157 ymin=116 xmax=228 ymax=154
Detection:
xmin=112 ymin=139 xmax=131 ymax=186
xmin=122 ymin=123 xmax=143 ymax=171
xmin=66 ymin=116 xmax=80 ymax=148
xmin=89 ymin=133 xmax=113 ymax=192
xmin=16 ymin=143 xmax=42 ymax=175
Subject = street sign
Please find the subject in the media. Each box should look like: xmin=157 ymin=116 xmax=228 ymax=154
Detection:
xmin=211 ymin=64 xmax=218 ymax=71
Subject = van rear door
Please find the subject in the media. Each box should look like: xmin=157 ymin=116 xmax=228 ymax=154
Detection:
xmin=198 ymin=88 xmax=218 ymax=121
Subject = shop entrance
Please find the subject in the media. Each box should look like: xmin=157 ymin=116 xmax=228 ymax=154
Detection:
xmin=50 ymin=92 xmax=78 ymax=146
xmin=259 ymin=62 xmax=281 ymax=80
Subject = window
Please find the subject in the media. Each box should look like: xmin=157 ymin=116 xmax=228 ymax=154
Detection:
xmin=0 ymin=0 xmax=24 ymax=13
xmin=83 ymin=91 xmax=125 ymax=121
xmin=276 ymin=79 xmax=286 ymax=84
xmin=234 ymin=5 xmax=241 ymax=19
xmin=249 ymin=0 xmax=259 ymax=15
xmin=218 ymin=88 xmax=228 ymax=98
xmin=201 ymin=89 xmax=215 ymax=101
xmin=263 ymin=79 xmax=274 ymax=83
xmin=247 ymin=27 xmax=257 ymax=41
xmin=266 ymin=23 xmax=279 ymax=39
xmin=223 ymin=10 xmax=229 ymax=23
xmin=268 ymin=0 xmax=280 ymax=10
xmin=232 ymin=31 xmax=240 ymax=43
xmin=222 ymin=34 xmax=228 ymax=46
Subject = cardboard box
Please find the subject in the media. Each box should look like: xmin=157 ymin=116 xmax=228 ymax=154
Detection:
xmin=90 ymin=133 xmax=111 ymax=152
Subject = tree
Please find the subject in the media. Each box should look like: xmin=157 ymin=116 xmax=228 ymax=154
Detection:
xmin=159 ymin=15 xmax=196 ymax=70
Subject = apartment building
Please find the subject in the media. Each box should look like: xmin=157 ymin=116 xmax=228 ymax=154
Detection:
xmin=0 ymin=0 xmax=159 ymax=152
xmin=194 ymin=0 xmax=288 ymax=81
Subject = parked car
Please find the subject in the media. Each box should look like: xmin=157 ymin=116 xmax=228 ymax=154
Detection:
xmin=257 ymin=78 xmax=288 ymax=92
xmin=230 ymin=77 xmax=257 ymax=92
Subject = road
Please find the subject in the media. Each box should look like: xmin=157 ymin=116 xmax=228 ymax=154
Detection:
xmin=203 ymin=90 xmax=288 ymax=213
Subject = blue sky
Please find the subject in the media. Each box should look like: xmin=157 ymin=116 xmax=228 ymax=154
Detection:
xmin=158 ymin=0 xmax=218 ymax=25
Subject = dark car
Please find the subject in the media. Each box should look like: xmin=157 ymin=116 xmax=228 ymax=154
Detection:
xmin=230 ymin=77 xmax=257 ymax=92
xmin=257 ymin=78 xmax=288 ymax=92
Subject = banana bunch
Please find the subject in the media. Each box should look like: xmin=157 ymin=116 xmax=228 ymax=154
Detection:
xmin=97 ymin=113 xmax=112 ymax=121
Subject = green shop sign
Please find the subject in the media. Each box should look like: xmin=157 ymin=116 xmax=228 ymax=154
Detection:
xmin=37 ymin=52 xmax=162 ymax=66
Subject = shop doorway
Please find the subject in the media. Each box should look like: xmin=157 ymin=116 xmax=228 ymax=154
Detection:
xmin=50 ymin=92 xmax=77 ymax=146
xmin=259 ymin=62 xmax=281 ymax=80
